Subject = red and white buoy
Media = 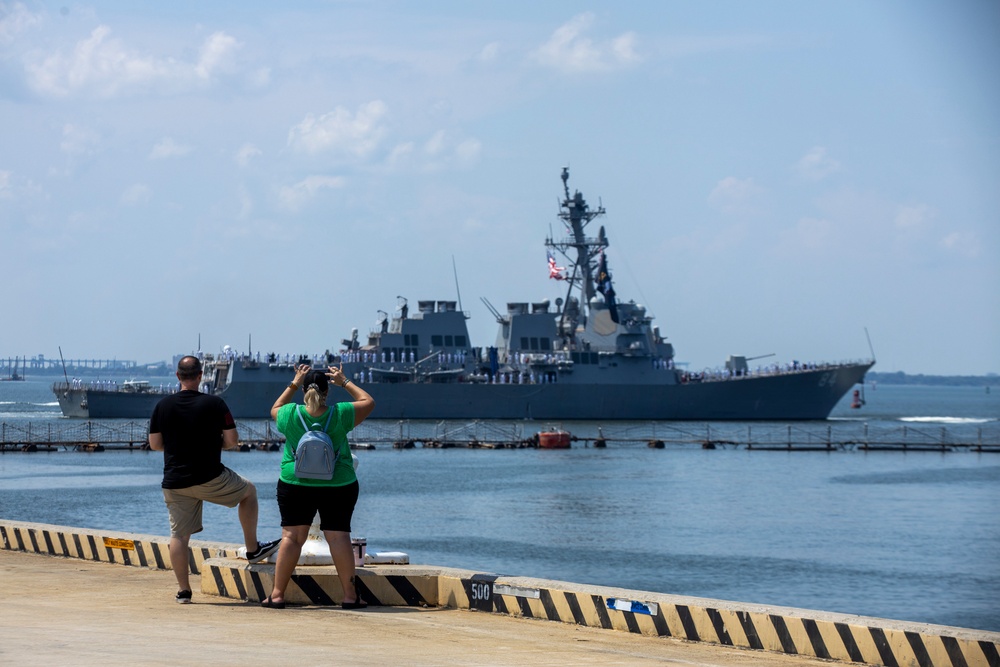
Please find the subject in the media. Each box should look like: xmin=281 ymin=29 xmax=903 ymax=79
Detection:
xmin=850 ymin=389 xmax=864 ymax=409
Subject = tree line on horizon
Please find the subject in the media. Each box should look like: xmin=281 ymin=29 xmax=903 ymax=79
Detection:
xmin=865 ymin=371 xmax=996 ymax=387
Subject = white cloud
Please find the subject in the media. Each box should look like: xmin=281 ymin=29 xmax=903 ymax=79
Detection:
xmin=235 ymin=143 xmax=262 ymax=167
xmin=120 ymin=183 xmax=151 ymax=206
xmin=387 ymin=142 xmax=415 ymax=168
xmin=894 ymin=203 xmax=934 ymax=230
xmin=454 ymin=138 xmax=482 ymax=165
xmin=610 ymin=33 xmax=640 ymax=64
xmin=384 ymin=133 xmax=481 ymax=172
xmin=478 ymin=42 xmax=501 ymax=63
xmin=287 ymin=101 xmax=388 ymax=158
xmin=149 ymin=137 xmax=193 ymax=159
xmin=417 ymin=131 xmax=482 ymax=171
xmin=533 ymin=13 xmax=641 ymax=73
xmin=237 ymin=185 xmax=253 ymax=220
xmin=60 ymin=124 xmax=100 ymax=155
xmin=0 ymin=3 xmax=40 ymax=43
xmin=708 ymin=176 xmax=763 ymax=215
xmin=248 ymin=67 xmax=271 ymax=88
xmin=0 ymin=2 xmax=41 ymax=44
xmin=27 ymin=25 xmax=174 ymax=97
xmin=195 ymin=31 xmax=240 ymax=80
xmin=424 ymin=130 xmax=446 ymax=156
xmin=278 ymin=175 xmax=346 ymax=211
xmin=940 ymin=231 xmax=980 ymax=258
xmin=779 ymin=217 xmax=833 ymax=252
xmin=0 ymin=170 xmax=44 ymax=202
xmin=795 ymin=146 xmax=841 ymax=181
xmin=24 ymin=26 xmax=245 ymax=97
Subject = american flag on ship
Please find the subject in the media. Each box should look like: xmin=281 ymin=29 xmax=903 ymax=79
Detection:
xmin=547 ymin=251 xmax=565 ymax=280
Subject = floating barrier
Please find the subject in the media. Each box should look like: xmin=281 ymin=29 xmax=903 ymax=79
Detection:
xmin=2 ymin=419 xmax=998 ymax=452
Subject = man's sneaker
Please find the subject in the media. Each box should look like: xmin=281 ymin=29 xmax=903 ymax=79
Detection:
xmin=176 ymin=590 xmax=192 ymax=604
xmin=247 ymin=538 xmax=282 ymax=563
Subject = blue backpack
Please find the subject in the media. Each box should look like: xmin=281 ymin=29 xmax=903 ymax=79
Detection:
xmin=293 ymin=407 xmax=338 ymax=480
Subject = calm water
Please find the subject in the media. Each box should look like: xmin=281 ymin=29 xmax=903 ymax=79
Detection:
xmin=1 ymin=378 xmax=998 ymax=631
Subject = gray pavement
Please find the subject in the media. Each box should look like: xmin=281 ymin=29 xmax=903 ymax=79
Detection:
xmin=0 ymin=549 xmax=837 ymax=666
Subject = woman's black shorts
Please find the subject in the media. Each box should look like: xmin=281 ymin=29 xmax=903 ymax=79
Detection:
xmin=275 ymin=479 xmax=359 ymax=532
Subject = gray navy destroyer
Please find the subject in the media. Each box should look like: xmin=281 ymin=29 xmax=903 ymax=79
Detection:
xmin=54 ymin=168 xmax=873 ymax=420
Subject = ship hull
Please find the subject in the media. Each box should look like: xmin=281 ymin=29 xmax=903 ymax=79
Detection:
xmin=85 ymin=391 xmax=162 ymax=419
xmin=54 ymin=388 xmax=90 ymax=418
xmin=59 ymin=362 xmax=872 ymax=421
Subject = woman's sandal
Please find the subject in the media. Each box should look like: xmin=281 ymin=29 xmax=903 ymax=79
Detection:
xmin=261 ymin=596 xmax=286 ymax=609
xmin=341 ymin=599 xmax=368 ymax=610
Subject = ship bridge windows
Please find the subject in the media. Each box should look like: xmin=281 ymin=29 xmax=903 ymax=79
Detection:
xmin=571 ymin=351 xmax=600 ymax=365
xmin=430 ymin=334 xmax=467 ymax=348
xmin=518 ymin=337 xmax=552 ymax=351
xmin=404 ymin=334 xmax=419 ymax=347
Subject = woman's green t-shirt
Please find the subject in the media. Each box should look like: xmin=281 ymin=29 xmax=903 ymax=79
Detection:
xmin=276 ymin=402 xmax=357 ymax=486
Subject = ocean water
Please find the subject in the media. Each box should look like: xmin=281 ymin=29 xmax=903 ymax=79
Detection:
xmin=1 ymin=378 xmax=998 ymax=631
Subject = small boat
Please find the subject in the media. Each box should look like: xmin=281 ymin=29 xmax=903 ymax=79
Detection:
xmin=1 ymin=357 xmax=25 ymax=382
xmin=120 ymin=380 xmax=153 ymax=393
xmin=537 ymin=430 xmax=571 ymax=449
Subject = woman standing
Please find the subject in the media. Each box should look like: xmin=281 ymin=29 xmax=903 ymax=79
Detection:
xmin=261 ymin=363 xmax=375 ymax=609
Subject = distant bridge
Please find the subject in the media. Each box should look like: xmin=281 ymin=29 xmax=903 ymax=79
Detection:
xmin=2 ymin=357 xmax=139 ymax=373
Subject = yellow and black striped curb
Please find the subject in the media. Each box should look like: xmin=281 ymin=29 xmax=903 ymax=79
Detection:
xmin=4 ymin=520 xmax=998 ymax=667
xmin=204 ymin=558 xmax=447 ymax=608
xmin=0 ymin=519 xmax=239 ymax=576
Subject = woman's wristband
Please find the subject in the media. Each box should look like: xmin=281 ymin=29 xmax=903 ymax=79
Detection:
xmin=342 ymin=379 xmax=352 ymax=388
xmin=287 ymin=381 xmax=299 ymax=391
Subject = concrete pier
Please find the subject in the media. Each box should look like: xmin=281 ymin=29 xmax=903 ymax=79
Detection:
xmin=2 ymin=519 xmax=998 ymax=667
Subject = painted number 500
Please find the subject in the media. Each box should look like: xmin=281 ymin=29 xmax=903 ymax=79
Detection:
xmin=471 ymin=581 xmax=491 ymax=602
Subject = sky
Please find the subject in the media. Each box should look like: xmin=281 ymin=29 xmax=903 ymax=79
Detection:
xmin=1 ymin=1 xmax=997 ymax=376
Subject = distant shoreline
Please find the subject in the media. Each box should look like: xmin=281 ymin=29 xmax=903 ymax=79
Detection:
xmin=864 ymin=371 xmax=996 ymax=387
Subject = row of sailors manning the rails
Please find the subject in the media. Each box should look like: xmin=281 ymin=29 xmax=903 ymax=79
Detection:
xmin=253 ymin=351 xmax=834 ymax=377
xmin=61 ymin=357 xmax=838 ymax=394
xmin=230 ymin=349 xmax=679 ymax=370
xmin=251 ymin=351 xmax=836 ymax=385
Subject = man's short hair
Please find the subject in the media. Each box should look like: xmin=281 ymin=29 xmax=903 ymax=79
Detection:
xmin=177 ymin=356 xmax=203 ymax=380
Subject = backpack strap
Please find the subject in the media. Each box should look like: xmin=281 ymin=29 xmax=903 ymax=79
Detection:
xmin=295 ymin=405 xmax=312 ymax=431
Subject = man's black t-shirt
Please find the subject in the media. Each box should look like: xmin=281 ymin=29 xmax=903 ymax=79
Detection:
xmin=149 ymin=390 xmax=236 ymax=489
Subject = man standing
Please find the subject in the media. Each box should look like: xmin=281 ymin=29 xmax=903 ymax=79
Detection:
xmin=148 ymin=355 xmax=280 ymax=603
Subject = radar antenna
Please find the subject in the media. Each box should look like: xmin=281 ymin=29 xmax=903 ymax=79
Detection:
xmin=546 ymin=168 xmax=608 ymax=339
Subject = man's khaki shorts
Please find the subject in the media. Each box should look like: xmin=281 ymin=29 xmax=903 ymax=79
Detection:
xmin=163 ymin=467 xmax=253 ymax=538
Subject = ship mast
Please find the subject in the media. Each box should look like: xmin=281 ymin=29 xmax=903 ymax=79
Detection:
xmin=546 ymin=167 xmax=608 ymax=338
